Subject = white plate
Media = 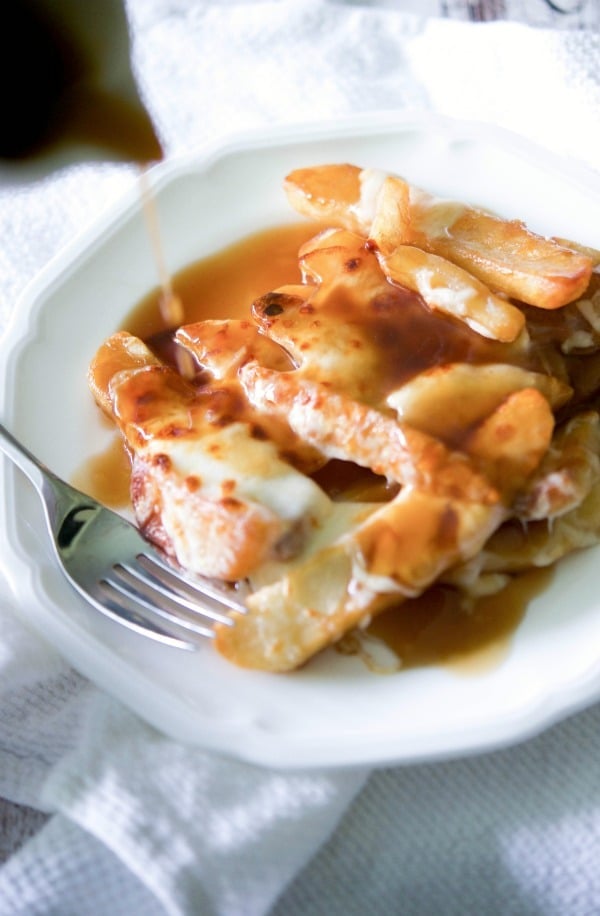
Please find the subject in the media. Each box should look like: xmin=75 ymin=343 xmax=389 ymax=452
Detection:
xmin=1 ymin=113 xmax=600 ymax=770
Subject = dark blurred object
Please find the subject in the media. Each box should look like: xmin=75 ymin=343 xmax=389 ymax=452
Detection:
xmin=0 ymin=0 xmax=162 ymax=179
xmin=544 ymin=0 xmax=586 ymax=11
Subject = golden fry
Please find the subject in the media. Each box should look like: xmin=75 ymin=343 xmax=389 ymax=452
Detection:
xmin=412 ymin=204 xmax=594 ymax=310
xmin=387 ymin=362 xmax=571 ymax=446
xmin=240 ymin=362 xmax=498 ymax=504
xmin=284 ymin=164 xmax=364 ymax=232
xmin=465 ymin=388 xmax=554 ymax=499
xmin=368 ymin=175 xmax=411 ymax=255
xmin=284 ymin=163 xmax=595 ymax=311
xmin=379 ymin=245 xmax=526 ymax=341
xmin=216 ymin=488 xmax=504 ymax=672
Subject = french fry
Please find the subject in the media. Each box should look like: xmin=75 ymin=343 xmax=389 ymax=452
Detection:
xmin=411 ymin=199 xmax=594 ymax=310
xmin=516 ymin=411 xmax=600 ymax=520
xmin=88 ymin=330 xmax=162 ymax=415
xmin=284 ymin=163 xmax=595 ymax=310
xmin=368 ymin=175 xmax=411 ymax=255
xmin=240 ymin=362 xmax=498 ymax=504
xmin=387 ymin=362 xmax=571 ymax=446
xmin=284 ymin=164 xmax=365 ymax=232
xmin=453 ymin=475 xmax=600 ymax=579
xmin=215 ymin=486 xmax=505 ymax=672
xmin=379 ymin=245 xmax=526 ymax=342
xmin=552 ymin=238 xmax=600 ymax=267
xmin=464 ymin=388 xmax=554 ymax=500
xmin=176 ymin=319 xmax=293 ymax=377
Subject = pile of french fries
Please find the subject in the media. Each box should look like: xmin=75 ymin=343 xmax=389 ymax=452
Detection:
xmin=90 ymin=163 xmax=600 ymax=672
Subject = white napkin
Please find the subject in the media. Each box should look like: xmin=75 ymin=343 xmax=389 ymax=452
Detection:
xmin=0 ymin=2 xmax=599 ymax=914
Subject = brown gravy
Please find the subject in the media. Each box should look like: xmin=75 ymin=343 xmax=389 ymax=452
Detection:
xmin=126 ymin=222 xmax=324 ymax=340
xmin=71 ymin=429 xmax=132 ymax=509
xmin=357 ymin=565 xmax=554 ymax=674
xmin=81 ymin=220 xmax=555 ymax=672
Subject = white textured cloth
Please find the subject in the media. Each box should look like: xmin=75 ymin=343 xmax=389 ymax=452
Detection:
xmin=1 ymin=2 xmax=600 ymax=914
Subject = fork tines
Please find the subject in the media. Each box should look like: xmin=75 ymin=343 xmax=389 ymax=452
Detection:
xmin=99 ymin=551 xmax=247 ymax=645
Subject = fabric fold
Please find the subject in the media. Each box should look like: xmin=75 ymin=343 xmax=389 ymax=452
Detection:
xmin=37 ymin=696 xmax=367 ymax=916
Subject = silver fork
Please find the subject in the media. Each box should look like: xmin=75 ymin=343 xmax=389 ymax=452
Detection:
xmin=0 ymin=422 xmax=247 ymax=650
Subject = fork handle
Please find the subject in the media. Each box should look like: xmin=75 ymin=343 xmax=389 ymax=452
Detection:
xmin=0 ymin=421 xmax=52 ymax=490
xmin=0 ymin=421 xmax=98 ymax=536
xmin=0 ymin=421 xmax=72 ymax=522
